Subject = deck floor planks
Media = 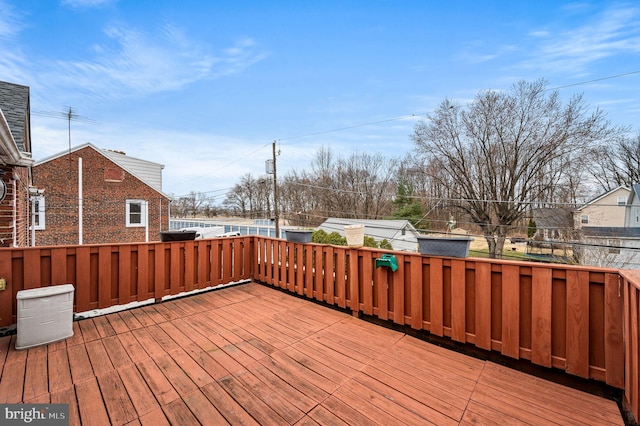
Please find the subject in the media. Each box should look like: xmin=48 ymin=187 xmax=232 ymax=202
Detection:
xmin=153 ymin=353 xmax=200 ymax=396
xmin=374 ymin=346 xmax=480 ymax=398
xmin=131 ymin=327 xmax=168 ymax=359
xmin=106 ymin=311 xmax=132 ymax=334
xmin=305 ymin=405 xmax=350 ymax=426
xmin=292 ymin=337 xmax=365 ymax=373
xmin=160 ymin=321 xmax=231 ymax=381
xmin=97 ymin=369 xmax=138 ymax=425
xmin=136 ymin=305 xmax=168 ymax=325
xmin=117 ymin=364 xmax=161 ymax=418
xmin=50 ymin=386 xmax=80 ymax=426
xmin=0 ymin=350 xmax=25 ymax=403
xmin=75 ymin=377 xmax=111 ymax=425
xmin=258 ymin=352 xmax=331 ymax=402
xmin=481 ymin=361 xmax=622 ymax=421
xmin=165 ymin=347 xmax=214 ymax=388
xmin=170 ymin=318 xmax=246 ymax=376
xmin=182 ymin=389 xmax=231 ymax=425
xmin=319 ymin=395 xmax=382 ymax=425
xmin=23 ymin=352 xmax=49 ymax=401
xmin=65 ymin=322 xmax=85 ymax=347
xmin=0 ymin=335 xmax=10 ymax=363
xmin=92 ymin=315 xmax=116 ymax=338
xmin=78 ymin=318 xmax=101 ymax=342
xmin=474 ymin=363 xmax=624 ymax=425
xmin=248 ymin=362 xmax=319 ymax=413
xmin=137 ymin=408 xmax=170 ymax=426
xmin=187 ymin=313 xmax=260 ymax=368
xmin=200 ymin=380 xmax=261 ymax=426
xmin=66 ymin=345 xmax=94 ymax=384
xmin=232 ymin=366 xmax=307 ymax=424
xmin=135 ymin=358 xmax=180 ymax=406
xmin=361 ymin=360 xmax=469 ymax=421
xmin=460 ymin=400 xmax=530 ymax=426
xmin=129 ymin=305 xmax=160 ymax=327
xmin=201 ymin=310 xmax=274 ymax=361
xmin=351 ymin=369 xmax=460 ymax=426
xmin=117 ymin=331 xmax=151 ymax=363
xmin=217 ymin=373 xmax=290 ymax=426
xmin=84 ymin=339 xmax=115 ymax=377
xmin=48 ymin=348 xmax=73 ymax=393
xmin=117 ymin=309 xmax=144 ymax=330
xmin=162 ymin=398 xmax=201 ymax=425
xmin=102 ymin=335 xmax=134 ymax=369
xmin=0 ymin=282 xmax=626 ymax=426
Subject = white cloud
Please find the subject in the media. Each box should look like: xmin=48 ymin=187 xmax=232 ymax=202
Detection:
xmin=0 ymin=0 xmax=23 ymax=39
xmin=523 ymin=4 xmax=640 ymax=72
xmin=49 ymin=23 xmax=268 ymax=99
xmin=60 ymin=0 xmax=114 ymax=8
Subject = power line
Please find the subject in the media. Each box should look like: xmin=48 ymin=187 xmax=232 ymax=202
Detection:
xmin=277 ymin=113 xmax=424 ymax=144
xmin=547 ymin=69 xmax=640 ymax=91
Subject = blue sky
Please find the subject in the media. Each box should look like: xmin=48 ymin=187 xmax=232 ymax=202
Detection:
xmin=1 ymin=1 xmax=639 ymax=200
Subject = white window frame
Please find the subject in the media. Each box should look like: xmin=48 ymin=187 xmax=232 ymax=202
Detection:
xmin=581 ymin=215 xmax=589 ymax=224
xmin=31 ymin=195 xmax=45 ymax=230
xmin=617 ymin=196 xmax=626 ymax=206
xmin=126 ymin=199 xmax=147 ymax=227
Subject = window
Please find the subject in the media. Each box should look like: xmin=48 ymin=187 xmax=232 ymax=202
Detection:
xmin=126 ymin=200 xmax=146 ymax=227
xmin=617 ymin=196 xmax=626 ymax=206
xmin=31 ymin=195 xmax=45 ymax=230
xmin=581 ymin=215 xmax=589 ymax=224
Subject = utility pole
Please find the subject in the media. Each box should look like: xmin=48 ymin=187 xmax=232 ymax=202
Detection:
xmin=272 ymin=141 xmax=280 ymax=238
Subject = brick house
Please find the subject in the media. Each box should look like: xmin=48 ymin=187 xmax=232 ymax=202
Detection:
xmin=32 ymin=143 xmax=170 ymax=245
xmin=0 ymin=81 xmax=34 ymax=247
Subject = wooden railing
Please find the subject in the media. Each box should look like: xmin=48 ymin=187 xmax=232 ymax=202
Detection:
xmin=253 ymin=237 xmax=625 ymax=390
xmin=0 ymin=237 xmax=253 ymax=327
xmin=1 ymin=235 xmax=638 ymax=422
xmin=620 ymin=270 xmax=640 ymax=422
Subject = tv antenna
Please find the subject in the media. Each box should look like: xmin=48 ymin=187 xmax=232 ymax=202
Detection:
xmin=32 ymin=107 xmax=96 ymax=153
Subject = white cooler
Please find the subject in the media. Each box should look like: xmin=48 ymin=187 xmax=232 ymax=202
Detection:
xmin=16 ymin=284 xmax=75 ymax=350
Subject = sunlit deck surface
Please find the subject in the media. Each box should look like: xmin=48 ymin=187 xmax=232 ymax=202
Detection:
xmin=0 ymin=282 xmax=624 ymax=425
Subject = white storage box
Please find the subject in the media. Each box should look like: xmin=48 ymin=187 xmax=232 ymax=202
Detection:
xmin=16 ymin=284 xmax=75 ymax=350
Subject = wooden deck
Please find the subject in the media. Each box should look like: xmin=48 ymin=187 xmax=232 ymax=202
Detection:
xmin=0 ymin=282 xmax=624 ymax=425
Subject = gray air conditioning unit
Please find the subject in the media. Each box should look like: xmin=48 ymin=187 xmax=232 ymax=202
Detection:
xmin=16 ymin=284 xmax=75 ymax=350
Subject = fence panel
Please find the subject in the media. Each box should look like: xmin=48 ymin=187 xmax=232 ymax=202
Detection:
xmin=0 ymin=238 xmax=251 ymax=327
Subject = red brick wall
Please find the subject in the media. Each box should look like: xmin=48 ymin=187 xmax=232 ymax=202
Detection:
xmin=0 ymin=165 xmax=30 ymax=247
xmin=32 ymin=146 xmax=169 ymax=246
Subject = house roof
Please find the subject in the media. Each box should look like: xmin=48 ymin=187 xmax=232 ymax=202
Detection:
xmin=0 ymin=81 xmax=30 ymax=152
xmin=34 ymin=142 xmax=168 ymax=197
xmin=629 ymin=184 xmax=640 ymax=204
xmin=577 ymin=185 xmax=631 ymax=211
xmin=532 ymin=207 xmax=574 ymax=229
xmin=318 ymin=218 xmax=418 ymax=241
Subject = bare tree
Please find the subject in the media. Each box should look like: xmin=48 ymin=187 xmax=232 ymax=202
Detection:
xmin=589 ymin=132 xmax=639 ymax=192
xmin=170 ymin=191 xmax=208 ymax=217
xmin=412 ymin=79 xmax=620 ymax=258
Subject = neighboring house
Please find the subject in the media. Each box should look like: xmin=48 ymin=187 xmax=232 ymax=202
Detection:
xmin=575 ymin=186 xmax=630 ymax=228
xmin=576 ymin=185 xmax=640 ymax=269
xmin=0 ymin=81 xmax=34 ymax=247
xmin=532 ymin=207 xmax=576 ymax=241
xmin=317 ymin=218 xmax=421 ymax=252
xmin=32 ymin=143 xmax=170 ymax=245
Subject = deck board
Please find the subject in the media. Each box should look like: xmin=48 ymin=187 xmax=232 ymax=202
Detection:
xmin=0 ymin=282 xmax=625 ymax=425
